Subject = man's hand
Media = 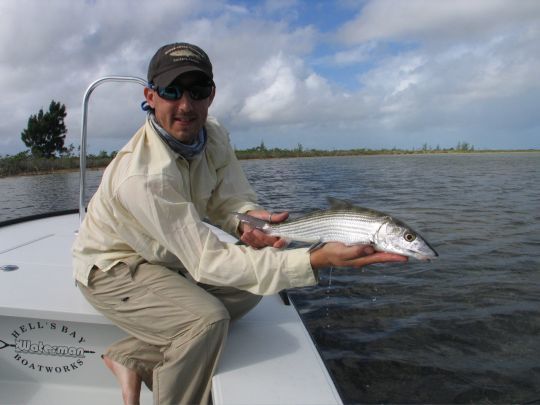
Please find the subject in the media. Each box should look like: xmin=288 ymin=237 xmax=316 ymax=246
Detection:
xmin=239 ymin=210 xmax=289 ymax=249
xmin=310 ymin=242 xmax=408 ymax=269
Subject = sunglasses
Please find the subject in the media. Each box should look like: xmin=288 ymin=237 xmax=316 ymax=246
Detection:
xmin=151 ymin=80 xmax=214 ymax=101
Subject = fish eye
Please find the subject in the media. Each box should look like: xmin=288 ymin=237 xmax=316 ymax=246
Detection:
xmin=404 ymin=232 xmax=416 ymax=242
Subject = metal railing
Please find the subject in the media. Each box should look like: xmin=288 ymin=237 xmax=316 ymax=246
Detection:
xmin=79 ymin=76 xmax=147 ymax=224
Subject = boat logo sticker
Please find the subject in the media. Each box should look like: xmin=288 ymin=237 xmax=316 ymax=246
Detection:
xmin=1 ymin=320 xmax=96 ymax=374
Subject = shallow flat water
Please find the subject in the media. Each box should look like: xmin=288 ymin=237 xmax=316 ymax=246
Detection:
xmin=242 ymin=153 xmax=540 ymax=404
xmin=1 ymin=153 xmax=539 ymax=403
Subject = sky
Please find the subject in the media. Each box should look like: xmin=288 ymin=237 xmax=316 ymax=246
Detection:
xmin=1 ymin=0 xmax=539 ymax=155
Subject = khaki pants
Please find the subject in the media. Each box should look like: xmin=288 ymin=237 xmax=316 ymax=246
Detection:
xmin=78 ymin=261 xmax=261 ymax=405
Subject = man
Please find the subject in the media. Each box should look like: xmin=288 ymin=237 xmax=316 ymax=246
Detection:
xmin=73 ymin=42 xmax=406 ymax=405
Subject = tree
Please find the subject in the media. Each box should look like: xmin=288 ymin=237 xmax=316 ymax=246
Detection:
xmin=256 ymin=140 xmax=267 ymax=152
xmin=21 ymin=100 xmax=67 ymax=158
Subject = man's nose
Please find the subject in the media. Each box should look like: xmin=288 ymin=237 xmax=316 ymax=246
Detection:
xmin=176 ymin=91 xmax=194 ymax=109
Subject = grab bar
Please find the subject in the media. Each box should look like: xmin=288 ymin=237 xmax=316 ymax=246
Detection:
xmin=79 ymin=76 xmax=147 ymax=224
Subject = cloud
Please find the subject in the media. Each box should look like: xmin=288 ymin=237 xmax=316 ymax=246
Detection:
xmin=0 ymin=0 xmax=539 ymax=155
xmin=239 ymin=53 xmax=300 ymax=122
xmin=234 ymin=52 xmax=337 ymax=125
xmin=337 ymin=0 xmax=540 ymax=44
xmin=327 ymin=43 xmax=378 ymax=66
xmin=314 ymin=0 xmax=540 ymax=149
xmin=0 ymin=0 xmax=325 ymax=154
xmin=0 ymin=0 xmax=216 ymax=153
xmin=344 ymin=37 xmax=540 ymax=148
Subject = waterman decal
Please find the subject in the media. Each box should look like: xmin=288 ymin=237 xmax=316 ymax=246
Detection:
xmin=1 ymin=320 xmax=96 ymax=375
xmin=15 ymin=339 xmax=86 ymax=357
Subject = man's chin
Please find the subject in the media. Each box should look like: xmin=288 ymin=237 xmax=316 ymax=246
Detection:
xmin=171 ymin=131 xmax=198 ymax=144
xmin=167 ymin=123 xmax=193 ymax=141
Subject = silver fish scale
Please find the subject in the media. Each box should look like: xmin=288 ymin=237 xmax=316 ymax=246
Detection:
xmin=268 ymin=210 xmax=384 ymax=245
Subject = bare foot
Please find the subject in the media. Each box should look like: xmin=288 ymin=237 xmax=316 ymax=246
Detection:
xmin=102 ymin=355 xmax=142 ymax=405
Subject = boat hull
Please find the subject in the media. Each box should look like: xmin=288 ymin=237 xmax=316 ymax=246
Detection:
xmin=1 ymin=212 xmax=341 ymax=404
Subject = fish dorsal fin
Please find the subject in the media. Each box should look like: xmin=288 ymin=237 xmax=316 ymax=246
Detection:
xmin=327 ymin=197 xmax=390 ymax=218
xmin=327 ymin=197 xmax=355 ymax=210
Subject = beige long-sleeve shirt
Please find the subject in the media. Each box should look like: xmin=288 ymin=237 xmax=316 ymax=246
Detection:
xmin=72 ymin=116 xmax=316 ymax=295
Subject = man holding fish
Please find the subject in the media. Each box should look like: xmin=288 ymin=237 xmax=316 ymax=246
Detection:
xmin=73 ymin=42 xmax=432 ymax=405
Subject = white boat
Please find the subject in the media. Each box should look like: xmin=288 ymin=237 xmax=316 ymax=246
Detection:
xmin=0 ymin=77 xmax=342 ymax=404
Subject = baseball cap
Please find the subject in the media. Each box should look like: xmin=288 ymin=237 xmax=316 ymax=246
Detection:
xmin=147 ymin=42 xmax=213 ymax=88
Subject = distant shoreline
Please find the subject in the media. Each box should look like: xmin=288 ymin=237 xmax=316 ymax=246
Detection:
xmin=1 ymin=149 xmax=538 ymax=178
xmin=234 ymin=148 xmax=540 ymax=160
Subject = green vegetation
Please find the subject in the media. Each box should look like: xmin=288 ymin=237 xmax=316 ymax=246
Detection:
xmin=1 ymin=141 xmax=537 ymax=178
xmin=0 ymin=99 xmax=117 ymax=177
xmin=21 ymin=100 xmax=68 ymax=158
xmin=0 ymin=150 xmax=116 ymax=177
xmin=233 ymin=140 xmax=532 ymax=159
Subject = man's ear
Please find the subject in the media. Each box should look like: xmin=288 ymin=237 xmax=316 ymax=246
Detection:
xmin=144 ymin=87 xmax=156 ymax=109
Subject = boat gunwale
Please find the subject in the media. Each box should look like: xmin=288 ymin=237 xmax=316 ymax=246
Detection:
xmin=0 ymin=209 xmax=79 ymax=228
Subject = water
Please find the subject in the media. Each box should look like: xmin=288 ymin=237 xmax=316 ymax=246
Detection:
xmin=1 ymin=153 xmax=539 ymax=403
xmin=0 ymin=169 xmax=103 ymax=220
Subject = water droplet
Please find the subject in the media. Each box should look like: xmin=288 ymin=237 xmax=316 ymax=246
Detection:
xmin=325 ymin=267 xmax=334 ymax=329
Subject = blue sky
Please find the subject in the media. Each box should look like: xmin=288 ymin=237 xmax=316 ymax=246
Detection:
xmin=1 ymin=0 xmax=539 ymax=155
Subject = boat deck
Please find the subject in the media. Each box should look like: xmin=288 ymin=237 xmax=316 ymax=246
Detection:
xmin=0 ymin=213 xmax=341 ymax=404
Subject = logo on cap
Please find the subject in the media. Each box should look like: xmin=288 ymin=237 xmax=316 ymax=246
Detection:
xmin=168 ymin=49 xmax=197 ymax=58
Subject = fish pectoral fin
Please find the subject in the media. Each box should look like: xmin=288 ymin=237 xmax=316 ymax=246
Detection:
xmin=279 ymin=237 xmax=292 ymax=247
xmin=308 ymin=241 xmax=326 ymax=252
xmin=233 ymin=212 xmax=268 ymax=230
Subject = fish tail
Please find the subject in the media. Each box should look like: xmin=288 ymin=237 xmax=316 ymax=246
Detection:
xmin=234 ymin=213 xmax=270 ymax=231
